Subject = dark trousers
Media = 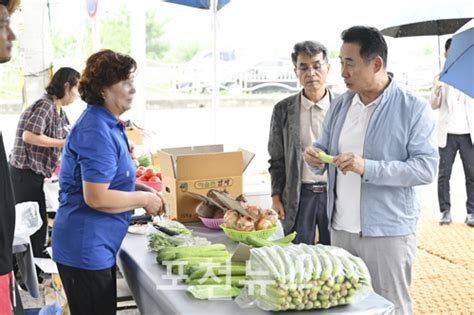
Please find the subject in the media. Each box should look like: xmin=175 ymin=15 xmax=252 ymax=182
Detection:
xmin=438 ymin=134 xmax=474 ymax=215
xmin=9 ymin=166 xmax=47 ymax=257
xmin=57 ymin=263 xmax=117 ymax=315
xmin=292 ymin=188 xmax=330 ymax=245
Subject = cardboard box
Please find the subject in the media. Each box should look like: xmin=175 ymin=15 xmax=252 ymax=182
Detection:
xmin=157 ymin=144 xmax=254 ymax=222
xmin=125 ymin=127 xmax=143 ymax=145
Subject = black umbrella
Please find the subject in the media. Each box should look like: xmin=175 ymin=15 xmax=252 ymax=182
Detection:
xmin=381 ymin=18 xmax=472 ymax=37
xmin=379 ymin=0 xmax=473 ymax=70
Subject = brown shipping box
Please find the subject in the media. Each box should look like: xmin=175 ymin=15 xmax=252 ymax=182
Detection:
xmin=157 ymin=145 xmax=254 ymax=222
xmin=125 ymin=127 xmax=143 ymax=145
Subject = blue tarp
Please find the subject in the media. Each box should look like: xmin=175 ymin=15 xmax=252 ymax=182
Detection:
xmin=164 ymin=0 xmax=230 ymax=11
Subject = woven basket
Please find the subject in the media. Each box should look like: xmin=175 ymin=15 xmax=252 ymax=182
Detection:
xmin=220 ymin=224 xmax=276 ymax=242
xmin=199 ymin=217 xmax=225 ymax=230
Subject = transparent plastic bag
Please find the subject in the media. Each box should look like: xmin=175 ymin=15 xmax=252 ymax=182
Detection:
xmin=14 ymin=201 xmax=42 ymax=244
xmin=39 ymin=302 xmax=62 ymax=315
xmin=236 ymin=244 xmax=373 ymax=311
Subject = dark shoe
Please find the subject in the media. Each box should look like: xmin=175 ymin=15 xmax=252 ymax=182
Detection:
xmin=465 ymin=214 xmax=474 ymax=226
xmin=439 ymin=211 xmax=452 ymax=225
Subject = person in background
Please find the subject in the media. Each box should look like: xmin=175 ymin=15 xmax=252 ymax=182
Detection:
xmin=304 ymin=26 xmax=438 ymax=314
xmin=268 ymin=40 xmax=333 ymax=245
xmin=9 ymin=67 xmax=80 ymax=258
xmin=430 ymin=38 xmax=474 ymax=226
xmin=0 ymin=1 xmax=20 ymax=314
xmin=52 ymin=49 xmax=165 ymax=315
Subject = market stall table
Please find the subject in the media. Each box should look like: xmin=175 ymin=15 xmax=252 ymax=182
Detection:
xmin=117 ymin=223 xmax=394 ymax=315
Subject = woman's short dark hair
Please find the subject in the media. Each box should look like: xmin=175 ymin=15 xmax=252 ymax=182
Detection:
xmin=79 ymin=49 xmax=137 ymax=106
xmin=291 ymin=41 xmax=328 ymax=66
xmin=341 ymin=26 xmax=388 ymax=67
xmin=45 ymin=67 xmax=80 ymax=99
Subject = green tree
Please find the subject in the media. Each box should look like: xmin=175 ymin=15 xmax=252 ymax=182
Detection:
xmin=51 ymin=31 xmax=77 ymax=59
xmin=100 ymin=5 xmax=131 ymax=54
xmin=169 ymin=42 xmax=207 ymax=63
xmin=146 ymin=12 xmax=170 ymax=60
xmin=423 ymin=45 xmax=434 ymax=55
xmin=329 ymin=48 xmax=339 ymax=59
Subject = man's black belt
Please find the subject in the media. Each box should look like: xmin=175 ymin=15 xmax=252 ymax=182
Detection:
xmin=301 ymin=182 xmax=327 ymax=193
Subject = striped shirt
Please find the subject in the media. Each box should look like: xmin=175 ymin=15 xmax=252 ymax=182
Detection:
xmin=9 ymin=94 xmax=69 ymax=178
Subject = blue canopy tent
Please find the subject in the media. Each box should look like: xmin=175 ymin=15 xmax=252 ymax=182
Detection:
xmin=164 ymin=0 xmax=231 ymax=141
xmin=164 ymin=0 xmax=230 ymax=10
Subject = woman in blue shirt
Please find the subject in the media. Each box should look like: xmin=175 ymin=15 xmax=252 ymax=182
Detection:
xmin=52 ymin=49 xmax=165 ymax=315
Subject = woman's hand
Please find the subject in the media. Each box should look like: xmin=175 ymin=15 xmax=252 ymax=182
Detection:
xmin=143 ymin=192 xmax=166 ymax=216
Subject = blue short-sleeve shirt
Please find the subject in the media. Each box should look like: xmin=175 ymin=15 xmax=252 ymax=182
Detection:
xmin=52 ymin=105 xmax=135 ymax=270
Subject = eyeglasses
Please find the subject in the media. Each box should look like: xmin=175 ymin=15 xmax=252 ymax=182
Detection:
xmin=297 ymin=62 xmax=327 ymax=73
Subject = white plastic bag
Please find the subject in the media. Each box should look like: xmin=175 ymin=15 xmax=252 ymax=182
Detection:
xmin=39 ymin=302 xmax=63 ymax=315
xmin=14 ymin=201 xmax=42 ymax=244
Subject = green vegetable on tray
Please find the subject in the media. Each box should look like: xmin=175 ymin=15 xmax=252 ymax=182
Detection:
xmin=137 ymin=154 xmax=152 ymax=167
xmin=245 ymin=231 xmax=297 ymax=247
xmin=186 ymin=285 xmax=241 ymax=299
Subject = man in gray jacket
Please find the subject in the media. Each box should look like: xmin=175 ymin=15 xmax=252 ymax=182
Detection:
xmin=268 ymin=40 xmax=333 ymax=245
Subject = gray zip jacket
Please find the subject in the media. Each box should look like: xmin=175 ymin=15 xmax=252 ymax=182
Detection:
xmin=268 ymin=90 xmax=333 ymax=233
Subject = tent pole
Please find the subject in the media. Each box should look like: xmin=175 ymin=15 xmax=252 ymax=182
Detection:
xmin=437 ymin=35 xmax=442 ymax=73
xmin=211 ymin=0 xmax=219 ymax=143
xmin=130 ymin=0 xmax=146 ymax=128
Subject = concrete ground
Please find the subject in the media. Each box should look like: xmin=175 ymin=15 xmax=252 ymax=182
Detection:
xmin=19 ymin=156 xmax=472 ymax=314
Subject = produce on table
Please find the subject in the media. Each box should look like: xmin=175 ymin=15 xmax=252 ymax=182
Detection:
xmin=186 ymin=285 xmax=241 ymax=299
xmin=137 ymin=154 xmax=152 ymax=167
xmin=191 ymin=189 xmax=279 ymax=234
xmin=220 ymin=224 xmax=277 ymax=242
xmin=224 ymin=207 xmax=278 ymax=232
xmin=244 ymin=244 xmax=372 ymax=311
xmin=135 ymin=166 xmax=162 ymax=182
xmin=188 ymin=264 xmax=247 ymax=280
xmin=147 ymin=221 xmax=248 ymax=300
xmin=317 ymin=150 xmax=334 ymax=164
xmin=244 ymin=232 xmax=297 ymax=248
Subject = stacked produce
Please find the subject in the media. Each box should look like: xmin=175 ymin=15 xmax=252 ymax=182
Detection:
xmin=148 ymin=229 xmax=246 ymax=299
xmin=244 ymin=232 xmax=297 ymax=247
xmin=223 ymin=207 xmax=278 ymax=232
xmin=135 ymin=166 xmax=161 ymax=183
xmin=191 ymin=189 xmax=279 ymax=235
xmin=245 ymin=244 xmax=372 ymax=311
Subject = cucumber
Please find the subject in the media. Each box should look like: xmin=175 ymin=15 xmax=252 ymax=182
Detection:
xmin=272 ymin=232 xmax=297 ymax=244
xmin=186 ymin=276 xmax=246 ymax=287
xmin=245 ymin=233 xmax=296 ymax=248
xmin=189 ymin=264 xmax=246 ymax=280
xmin=317 ymin=151 xmax=334 ymax=164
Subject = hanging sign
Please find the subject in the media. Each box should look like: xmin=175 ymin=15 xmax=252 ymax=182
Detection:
xmin=86 ymin=0 xmax=98 ymax=18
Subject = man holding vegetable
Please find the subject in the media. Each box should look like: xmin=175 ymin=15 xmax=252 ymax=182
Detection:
xmin=304 ymin=26 xmax=438 ymax=315
xmin=268 ymin=40 xmax=333 ymax=245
